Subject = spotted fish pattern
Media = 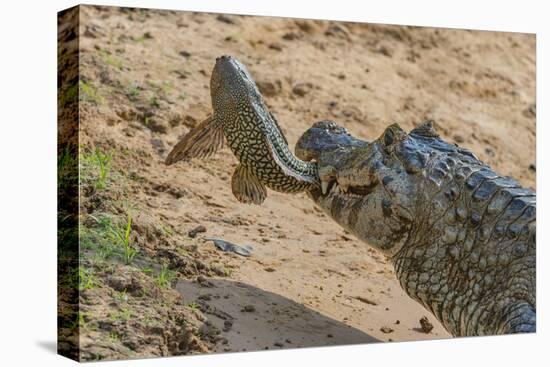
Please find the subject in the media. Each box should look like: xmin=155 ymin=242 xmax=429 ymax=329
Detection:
xmin=166 ymin=55 xmax=318 ymax=204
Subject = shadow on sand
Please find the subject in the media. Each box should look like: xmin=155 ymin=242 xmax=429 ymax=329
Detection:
xmin=176 ymin=278 xmax=378 ymax=353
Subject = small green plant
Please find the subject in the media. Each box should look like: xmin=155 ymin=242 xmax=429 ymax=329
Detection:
xmin=222 ymin=266 xmax=232 ymax=277
xmin=110 ymin=214 xmax=137 ymax=265
xmin=80 ymin=147 xmax=113 ymax=190
xmin=126 ymin=83 xmax=140 ymax=98
xmin=149 ymin=95 xmax=160 ymax=108
xmin=114 ymin=290 xmax=128 ymax=302
xmin=108 ymin=331 xmax=120 ymax=343
xmin=78 ymin=266 xmax=98 ymax=291
xmin=140 ymin=266 xmax=153 ymax=276
xmin=93 ymin=148 xmax=112 ymax=190
xmin=79 ymin=80 xmax=102 ymax=104
xmin=109 ymin=307 xmax=133 ymax=322
xmin=155 ymin=265 xmax=177 ymax=289
xmin=100 ymin=50 xmax=124 ymax=70
xmin=177 ymin=248 xmax=189 ymax=257
xmin=119 ymin=307 xmax=133 ymax=321
xmin=58 ymin=146 xmax=78 ymax=190
xmin=72 ymin=312 xmax=91 ymax=330
xmin=194 ymin=329 xmax=203 ymax=338
xmin=157 ymin=223 xmax=173 ymax=237
xmin=142 ymin=315 xmax=153 ymax=327
xmin=60 ymin=82 xmax=79 ymax=106
xmin=80 ymin=214 xmax=117 ymax=261
xmin=187 ymin=301 xmax=199 ymax=312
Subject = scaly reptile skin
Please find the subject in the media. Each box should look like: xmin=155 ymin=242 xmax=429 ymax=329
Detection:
xmin=165 ymin=56 xmax=318 ymax=204
xmin=296 ymin=120 xmax=536 ymax=336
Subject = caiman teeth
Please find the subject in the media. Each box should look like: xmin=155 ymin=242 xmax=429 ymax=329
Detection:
xmin=340 ymin=183 xmax=349 ymax=193
xmin=321 ymin=180 xmax=329 ymax=195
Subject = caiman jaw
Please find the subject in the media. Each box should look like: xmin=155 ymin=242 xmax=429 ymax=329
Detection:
xmin=319 ymin=165 xmax=337 ymax=195
xmin=318 ymin=165 xmax=377 ymax=198
xmin=296 ymin=120 xmax=370 ymax=198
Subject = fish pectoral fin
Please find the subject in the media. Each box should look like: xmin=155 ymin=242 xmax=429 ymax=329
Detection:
xmin=231 ymin=164 xmax=267 ymax=205
xmin=165 ymin=115 xmax=224 ymax=165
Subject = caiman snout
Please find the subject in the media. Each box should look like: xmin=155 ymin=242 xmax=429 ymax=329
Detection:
xmin=295 ymin=120 xmax=368 ymax=163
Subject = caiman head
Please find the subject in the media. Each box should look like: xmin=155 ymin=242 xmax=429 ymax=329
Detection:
xmin=296 ymin=120 xmax=437 ymax=257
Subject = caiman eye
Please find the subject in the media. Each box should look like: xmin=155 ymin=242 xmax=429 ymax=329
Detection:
xmin=384 ymin=129 xmax=394 ymax=146
xmin=380 ymin=124 xmax=407 ymax=150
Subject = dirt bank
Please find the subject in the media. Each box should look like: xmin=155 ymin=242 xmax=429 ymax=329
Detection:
xmin=69 ymin=5 xmax=535 ymax=361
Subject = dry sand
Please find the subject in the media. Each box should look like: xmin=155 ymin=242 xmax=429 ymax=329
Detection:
xmin=71 ymin=5 xmax=535 ymax=360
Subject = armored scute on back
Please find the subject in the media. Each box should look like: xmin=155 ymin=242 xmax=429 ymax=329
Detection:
xmin=166 ymin=55 xmax=319 ymax=204
xmin=296 ymin=120 xmax=536 ymax=336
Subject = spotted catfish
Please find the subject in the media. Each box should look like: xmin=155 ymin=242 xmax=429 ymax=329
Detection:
xmin=165 ymin=55 xmax=319 ymax=204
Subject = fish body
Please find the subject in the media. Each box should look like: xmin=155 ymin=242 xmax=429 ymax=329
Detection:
xmin=166 ymin=56 xmax=318 ymax=204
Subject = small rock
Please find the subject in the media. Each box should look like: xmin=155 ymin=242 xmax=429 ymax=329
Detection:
xmin=285 ymin=338 xmax=292 ymax=344
xmin=150 ymin=138 xmax=165 ymax=155
xmin=324 ymin=24 xmax=350 ymax=40
xmin=292 ymin=82 xmax=313 ymax=97
xmin=376 ymin=46 xmax=392 ymax=57
xmin=179 ymin=50 xmax=192 ymax=58
xmin=183 ymin=115 xmax=198 ymax=128
xmin=485 ymin=147 xmax=495 ymax=157
xmin=326 ymin=333 xmax=333 ymax=338
xmin=453 ymin=134 xmax=465 ymax=144
xmin=257 ymin=80 xmax=282 ymax=97
xmin=274 ymin=342 xmax=284 ymax=347
xmin=380 ymin=326 xmax=394 ymax=334
xmin=355 ymin=296 xmax=378 ymax=306
xmin=337 ymin=73 xmax=346 ymax=80
xmin=419 ymin=316 xmax=434 ymax=333
xmin=241 ymin=305 xmax=256 ymax=312
xmin=523 ymin=103 xmax=536 ymax=118
xmin=216 ymin=14 xmax=236 ymax=25
xmin=196 ymin=275 xmax=214 ymax=288
xmin=264 ymin=267 xmax=276 ymax=272
xmin=223 ymin=319 xmax=233 ymax=332
xmin=198 ymin=294 xmax=212 ymax=301
xmin=268 ymin=43 xmax=283 ymax=51
xmin=295 ymin=20 xmax=315 ymax=33
xmin=145 ymin=118 xmax=168 ymax=134
xmin=188 ymin=225 xmax=207 ymax=238
xmin=282 ymin=32 xmax=301 ymax=41
xmin=529 ymin=163 xmax=536 ymax=172
xmin=142 ymin=31 xmax=153 ymax=39
xmin=395 ymin=320 xmax=400 ymax=325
